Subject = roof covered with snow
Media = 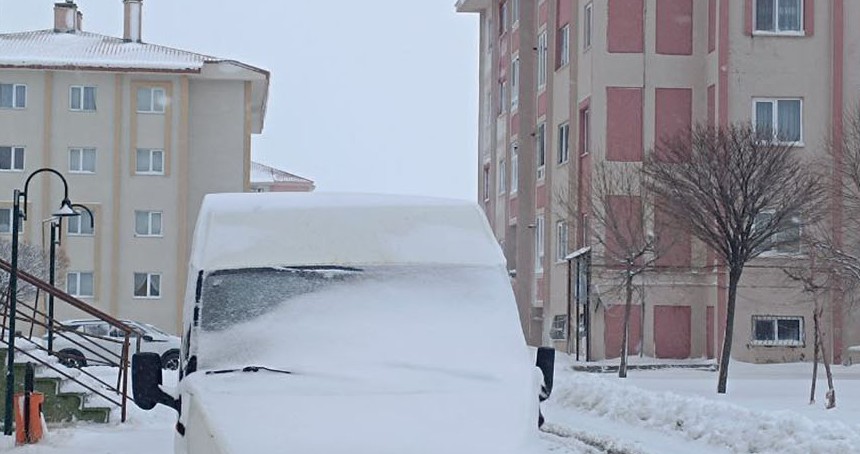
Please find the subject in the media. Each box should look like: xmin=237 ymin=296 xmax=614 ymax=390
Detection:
xmin=250 ymin=161 xmax=314 ymax=185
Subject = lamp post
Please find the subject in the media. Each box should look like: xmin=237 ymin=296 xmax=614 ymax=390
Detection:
xmin=4 ymin=168 xmax=80 ymax=436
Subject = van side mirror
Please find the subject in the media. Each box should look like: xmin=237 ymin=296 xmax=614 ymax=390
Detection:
xmin=132 ymin=352 xmax=179 ymax=412
xmin=142 ymin=335 xmax=154 ymax=342
xmin=536 ymin=347 xmax=555 ymax=401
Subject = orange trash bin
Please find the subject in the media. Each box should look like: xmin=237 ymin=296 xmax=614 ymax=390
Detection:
xmin=14 ymin=391 xmax=45 ymax=445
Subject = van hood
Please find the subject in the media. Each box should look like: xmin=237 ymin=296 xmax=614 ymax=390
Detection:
xmin=179 ymin=367 xmax=541 ymax=454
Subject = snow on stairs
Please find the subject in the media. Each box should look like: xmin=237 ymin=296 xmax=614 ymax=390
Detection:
xmin=0 ymin=349 xmax=112 ymax=424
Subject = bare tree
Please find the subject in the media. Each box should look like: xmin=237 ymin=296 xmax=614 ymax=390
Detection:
xmin=560 ymin=163 xmax=660 ymax=378
xmin=0 ymin=239 xmax=58 ymax=304
xmin=644 ymin=124 xmax=825 ymax=394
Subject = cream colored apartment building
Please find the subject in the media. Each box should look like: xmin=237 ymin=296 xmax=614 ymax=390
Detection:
xmin=0 ymin=1 xmax=269 ymax=333
xmin=458 ymin=0 xmax=860 ymax=364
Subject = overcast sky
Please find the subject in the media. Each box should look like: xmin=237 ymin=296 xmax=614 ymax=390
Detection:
xmin=0 ymin=0 xmax=480 ymax=201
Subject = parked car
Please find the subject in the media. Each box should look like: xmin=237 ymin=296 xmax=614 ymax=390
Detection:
xmin=44 ymin=319 xmax=181 ymax=370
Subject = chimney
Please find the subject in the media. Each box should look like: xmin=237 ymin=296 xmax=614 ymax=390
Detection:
xmin=53 ymin=1 xmax=78 ymax=34
xmin=76 ymin=10 xmax=83 ymax=32
xmin=123 ymin=0 xmax=143 ymax=43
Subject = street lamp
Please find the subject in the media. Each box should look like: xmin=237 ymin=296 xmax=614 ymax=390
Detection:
xmin=45 ymin=204 xmax=94 ymax=356
xmin=4 ymin=168 xmax=80 ymax=436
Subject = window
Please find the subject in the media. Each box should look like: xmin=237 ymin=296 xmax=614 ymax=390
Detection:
xmin=550 ymin=314 xmax=567 ymax=340
xmin=557 ymin=24 xmax=570 ymax=68
xmin=134 ymin=273 xmax=161 ymax=298
xmin=511 ymin=57 xmax=520 ymax=110
xmin=753 ymin=98 xmax=802 ymax=144
xmin=558 ymin=122 xmax=570 ymax=164
xmin=511 ymin=0 xmax=519 ymax=25
xmin=537 ymin=31 xmax=548 ymax=88
xmin=0 ymin=146 xmax=24 ymax=171
xmin=70 ymin=86 xmax=97 ymax=111
xmin=580 ymin=108 xmax=591 ymax=155
xmin=499 ymin=0 xmax=508 ymax=35
xmin=511 ymin=144 xmax=519 ymax=194
xmin=498 ymin=159 xmax=507 ymax=194
xmin=136 ymin=149 xmax=164 ymax=175
xmin=584 ymin=3 xmax=593 ymax=49
xmin=0 ymin=208 xmax=12 ymax=234
xmin=536 ymin=123 xmax=546 ymax=179
xmin=135 ymin=210 xmax=163 ymax=237
xmin=67 ymin=272 xmax=94 ymax=298
xmin=69 ymin=148 xmax=96 ymax=173
xmin=535 ymin=215 xmax=545 ymax=272
xmin=137 ymin=87 xmax=166 ymax=113
xmin=556 ymin=221 xmax=569 ymax=262
xmin=754 ymin=212 xmax=802 ymax=254
xmin=755 ymin=0 xmax=802 ymax=34
xmin=483 ymin=166 xmax=491 ymax=202
xmin=0 ymin=84 xmax=26 ymax=109
xmin=752 ymin=315 xmax=803 ymax=346
xmin=498 ymin=81 xmax=507 ymax=115
xmin=67 ymin=209 xmax=95 ymax=236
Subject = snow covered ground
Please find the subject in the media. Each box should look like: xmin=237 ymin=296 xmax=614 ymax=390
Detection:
xmin=2 ymin=357 xmax=859 ymax=453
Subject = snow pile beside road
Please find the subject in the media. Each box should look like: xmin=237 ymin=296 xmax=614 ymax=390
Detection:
xmin=553 ymin=372 xmax=860 ymax=453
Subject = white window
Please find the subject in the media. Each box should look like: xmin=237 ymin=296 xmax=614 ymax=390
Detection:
xmin=556 ymin=221 xmax=569 ymax=262
xmin=584 ymin=3 xmax=593 ymax=50
xmin=511 ymin=0 xmax=519 ymax=25
xmin=137 ymin=87 xmax=166 ymax=113
xmin=0 ymin=146 xmax=24 ymax=171
xmin=511 ymin=57 xmax=520 ymax=110
xmin=498 ymin=81 xmax=507 ymax=115
xmin=535 ymin=215 xmax=545 ymax=272
xmin=754 ymin=212 xmax=802 ymax=254
xmin=755 ymin=0 xmax=802 ymax=34
xmin=69 ymin=147 xmax=96 ymax=173
xmin=557 ymin=24 xmax=570 ymax=68
xmin=752 ymin=315 xmax=803 ymax=346
xmin=70 ymin=86 xmax=97 ymax=111
xmin=558 ymin=122 xmax=570 ymax=164
xmin=753 ymin=98 xmax=802 ymax=144
xmin=135 ymin=210 xmax=163 ymax=237
xmin=536 ymin=123 xmax=546 ymax=179
xmin=0 ymin=208 xmax=12 ymax=234
xmin=483 ymin=166 xmax=491 ymax=202
xmin=136 ymin=149 xmax=164 ymax=175
xmin=550 ymin=314 xmax=567 ymax=340
xmin=511 ymin=145 xmax=519 ymax=194
xmin=580 ymin=107 xmax=591 ymax=155
xmin=67 ymin=272 xmax=94 ymax=298
xmin=0 ymin=84 xmax=26 ymax=109
xmin=498 ymin=159 xmax=507 ymax=194
xmin=499 ymin=1 xmax=508 ymax=35
xmin=134 ymin=273 xmax=161 ymax=298
xmin=67 ymin=209 xmax=95 ymax=236
xmin=537 ymin=31 xmax=548 ymax=88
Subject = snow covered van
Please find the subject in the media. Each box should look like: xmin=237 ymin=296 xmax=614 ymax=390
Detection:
xmin=132 ymin=192 xmax=554 ymax=454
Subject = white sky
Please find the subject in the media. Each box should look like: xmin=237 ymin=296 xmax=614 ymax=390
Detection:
xmin=0 ymin=0 xmax=480 ymax=201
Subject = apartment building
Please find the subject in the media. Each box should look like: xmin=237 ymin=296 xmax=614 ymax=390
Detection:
xmin=0 ymin=1 xmax=269 ymax=333
xmin=457 ymin=0 xmax=860 ymax=363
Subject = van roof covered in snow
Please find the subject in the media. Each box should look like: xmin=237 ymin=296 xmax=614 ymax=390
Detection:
xmin=190 ymin=192 xmax=506 ymax=271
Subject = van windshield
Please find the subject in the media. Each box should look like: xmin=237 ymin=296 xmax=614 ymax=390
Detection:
xmin=196 ymin=265 xmax=526 ymax=380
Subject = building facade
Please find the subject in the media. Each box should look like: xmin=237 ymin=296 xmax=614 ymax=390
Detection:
xmin=0 ymin=1 xmax=269 ymax=333
xmin=250 ymin=162 xmax=315 ymax=193
xmin=457 ymin=0 xmax=860 ymax=363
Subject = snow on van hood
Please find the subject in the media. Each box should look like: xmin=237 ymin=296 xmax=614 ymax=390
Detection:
xmin=189 ymin=193 xmax=507 ymax=271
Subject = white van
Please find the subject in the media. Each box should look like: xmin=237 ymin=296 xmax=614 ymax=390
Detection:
xmin=132 ymin=193 xmax=554 ymax=454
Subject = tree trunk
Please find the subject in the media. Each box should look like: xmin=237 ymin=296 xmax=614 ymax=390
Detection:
xmin=717 ymin=266 xmax=742 ymax=394
xmin=619 ymin=272 xmax=633 ymax=378
xmin=819 ymin=333 xmax=837 ymax=409
xmin=810 ymin=303 xmax=820 ymax=405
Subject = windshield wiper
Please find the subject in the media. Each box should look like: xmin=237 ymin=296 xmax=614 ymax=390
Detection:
xmin=205 ymin=366 xmax=292 ymax=375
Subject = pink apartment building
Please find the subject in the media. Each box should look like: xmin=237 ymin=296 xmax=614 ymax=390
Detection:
xmin=457 ymin=0 xmax=860 ymax=363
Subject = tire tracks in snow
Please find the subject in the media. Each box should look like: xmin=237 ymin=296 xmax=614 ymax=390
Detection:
xmin=540 ymin=423 xmax=647 ymax=454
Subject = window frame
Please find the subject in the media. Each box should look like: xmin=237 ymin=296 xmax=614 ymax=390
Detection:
xmin=751 ymin=315 xmax=804 ymax=346
xmin=67 ymin=271 xmax=95 ymax=298
xmin=752 ymin=97 xmax=804 ymax=146
xmin=136 ymin=87 xmax=166 ymax=114
xmin=511 ymin=57 xmax=520 ymax=111
xmin=133 ymin=272 xmax=162 ymax=299
xmin=134 ymin=210 xmax=163 ymax=237
xmin=537 ymin=30 xmax=548 ymax=89
xmin=0 ymin=83 xmax=26 ymax=109
xmin=535 ymin=215 xmax=545 ymax=272
xmin=557 ymin=24 xmax=570 ymax=68
xmin=0 ymin=208 xmax=12 ymax=234
xmin=511 ymin=144 xmax=519 ymax=194
xmin=753 ymin=0 xmax=804 ymax=36
xmin=69 ymin=85 xmax=97 ymax=112
xmin=498 ymin=80 xmax=508 ymax=116
xmin=754 ymin=211 xmax=803 ymax=255
xmin=584 ymin=3 xmax=593 ymax=50
xmin=67 ymin=209 xmax=95 ymax=236
xmin=498 ymin=159 xmax=507 ymax=194
xmin=0 ymin=146 xmax=25 ymax=172
xmin=511 ymin=0 xmax=519 ymax=26
xmin=69 ymin=147 xmax=97 ymax=174
xmin=483 ymin=166 xmax=491 ymax=202
xmin=556 ymin=220 xmax=569 ymax=262
xmin=549 ymin=314 xmax=567 ymax=340
xmin=536 ymin=122 xmax=547 ymax=179
xmin=135 ymin=148 xmax=165 ymax=175
xmin=558 ymin=122 xmax=570 ymax=164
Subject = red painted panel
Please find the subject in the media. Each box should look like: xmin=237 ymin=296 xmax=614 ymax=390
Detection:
xmin=537 ymin=277 xmax=545 ymax=300
xmin=743 ymin=0 xmax=752 ymax=36
xmin=604 ymin=305 xmax=642 ymax=359
xmin=707 ymin=84 xmax=715 ymax=127
xmin=510 ymin=196 xmax=518 ymax=217
xmin=539 ymin=1 xmax=549 ymax=26
xmin=512 ymin=28 xmax=520 ymax=53
xmin=608 ymin=0 xmax=644 ymax=53
xmin=719 ymin=0 xmax=729 ymax=126
xmin=654 ymin=305 xmax=691 ymax=359
xmin=605 ymin=195 xmax=642 ymax=260
xmin=804 ymin=0 xmax=814 ymax=36
xmin=655 ymin=204 xmax=691 ymax=268
xmin=538 ymin=91 xmax=548 ymax=117
xmin=708 ymin=0 xmax=716 ymax=53
xmin=656 ymin=0 xmax=693 ymax=55
xmin=557 ymin=0 xmax=571 ymax=27
xmin=536 ymin=183 xmax=547 ymax=209
xmin=707 ymin=306 xmax=715 ymax=359
xmin=606 ymin=87 xmax=643 ymax=162
xmin=511 ymin=112 xmax=519 ymax=137
xmin=655 ymin=88 xmax=692 ymax=144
